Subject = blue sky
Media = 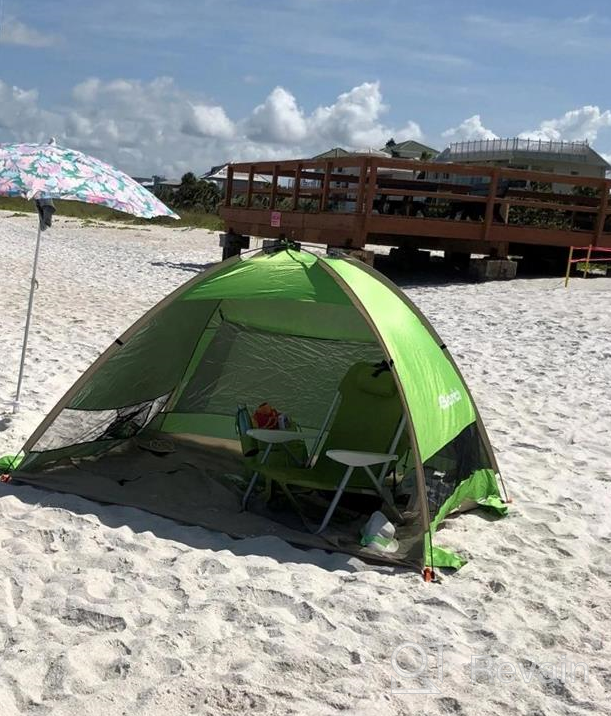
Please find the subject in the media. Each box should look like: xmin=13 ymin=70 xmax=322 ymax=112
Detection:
xmin=2 ymin=0 xmax=611 ymax=175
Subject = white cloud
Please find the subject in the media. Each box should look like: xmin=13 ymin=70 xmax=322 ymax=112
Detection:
xmin=441 ymin=114 xmax=498 ymax=142
xmin=441 ymin=106 xmax=611 ymax=148
xmin=243 ymin=82 xmax=420 ymax=150
xmin=72 ymin=78 xmax=102 ymax=104
xmin=183 ymin=104 xmax=236 ymax=139
xmin=310 ymin=81 xmax=398 ymax=148
xmin=0 ymin=16 xmax=60 ymax=47
xmin=440 ymin=106 xmax=611 ymax=148
xmin=0 ymin=81 xmax=61 ymax=141
xmin=395 ymin=121 xmax=424 ymax=143
xmin=0 ymin=76 xmax=423 ymax=175
xmin=518 ymin=105 xmax=611 ymax=142
xmin=242 ymin=81 xmax=424 ymax=151
xmin=6 ymin=73 xmax=609 ymax=178
xmin=246 ymin=87 xmax=308 ymax=143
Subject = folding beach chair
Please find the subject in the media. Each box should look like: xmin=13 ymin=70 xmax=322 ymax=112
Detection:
xmin=242 ymin=361 xmax=409 ymax=533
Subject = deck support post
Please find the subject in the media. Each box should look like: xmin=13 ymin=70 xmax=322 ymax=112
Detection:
xmin=320 ymin=161 xmax=332 ymax=212
xmin=483 ymin=168 xmax=500 ymax=241
xmin=489 ymin=242 xmax=509 ymax=259
xmin=593 ymin=180 xmax=609 ymax=246
xmin=220 ymin=232 xmax=250 ymax=260
xmin=224 ymin=166 xmax=234 ymax=207
xmin=356 ymin=158 xmax=367 ymax=214
xmin=292 ymin=163 xmax=302 ymax=211
xmin=246 ymin=166 xmax=255 ymax=208
xmin=358 ymin=159 xmax=377 ymax=249
xmin=270 ymin=164 xmax=279 ymax=210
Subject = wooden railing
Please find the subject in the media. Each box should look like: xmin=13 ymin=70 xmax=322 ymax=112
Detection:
xmin=220 ymin=156 xmax=611 ymax=250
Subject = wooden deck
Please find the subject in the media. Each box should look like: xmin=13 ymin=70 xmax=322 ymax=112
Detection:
xmin=219 ymin=156 xmax=611 ymax=254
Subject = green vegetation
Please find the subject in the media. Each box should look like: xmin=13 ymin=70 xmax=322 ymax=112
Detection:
xmin=576 ymin=261 xmax=608 ymax=275
xmin=160 ymin=172 xmax=222 ymax=214
xmin=572 ymin=185 xmax=599 ymax=198
xmin=231 ymin=190 xmax=319 ymax=213
xmin=507 ymin=182 xmax=570 ymax=230
xmin=0 ymin=172 xmax=226 ymax=231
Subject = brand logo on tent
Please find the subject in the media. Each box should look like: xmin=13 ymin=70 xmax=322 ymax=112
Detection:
xmin=438 ymin=389 xmax=462 ymax=410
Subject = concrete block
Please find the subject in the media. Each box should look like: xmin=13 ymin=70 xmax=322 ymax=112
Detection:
xmin=329 ymin=248 xmax=375 ymax=266
xmin=262 ymin=238 xmax=301 ymax=253
xmin=469 ymin=258 xmax=518 ymax=281
xmin=219 ymin=232 xmax=250 ymax=260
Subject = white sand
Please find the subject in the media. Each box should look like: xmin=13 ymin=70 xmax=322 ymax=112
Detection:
xmin=0 ymin=210 xmax=609 ymax=715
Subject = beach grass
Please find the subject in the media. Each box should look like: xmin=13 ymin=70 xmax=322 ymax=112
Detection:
xmin=576 ymin=261 xmax=608 ymax=275
xmin=0 ymin=196 xmax=223 ymax=231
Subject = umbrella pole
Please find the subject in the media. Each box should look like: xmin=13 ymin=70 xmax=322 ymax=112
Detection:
xmin=14 ymin=224 xmax=43 ymax=413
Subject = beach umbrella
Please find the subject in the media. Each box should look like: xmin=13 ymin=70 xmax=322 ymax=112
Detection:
xmin=0 ymin=140 xmax=179 ymax=412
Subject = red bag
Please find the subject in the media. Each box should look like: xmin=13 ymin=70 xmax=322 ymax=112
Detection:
xmin=253 ymin=403 xmax=280 ymax=429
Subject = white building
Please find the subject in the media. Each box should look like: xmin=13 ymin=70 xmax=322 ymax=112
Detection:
xmin=435 ymin=138 xmax=610 ymax=192
xmin=201 ymin=164 xmax=269 ymax=196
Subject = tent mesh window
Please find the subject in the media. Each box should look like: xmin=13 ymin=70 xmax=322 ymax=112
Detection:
xmin=175 ymin=321 xmax=384 ymax=430
xmin=31 ymin=393 xmax=171 ymax=453
xmin=423 ymin=423 xmax=492 ymax=519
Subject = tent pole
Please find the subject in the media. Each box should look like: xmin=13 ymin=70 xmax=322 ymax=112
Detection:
xmin=341 ymin=256 xmax=510 ymax=503
xmin=316 ymin=258 xmax=434 ymax=576
xmin=14 ymin=224 xmax=43 ymax=413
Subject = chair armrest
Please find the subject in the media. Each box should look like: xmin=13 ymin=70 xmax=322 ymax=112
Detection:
xmin=247 ymin=428 xmax=316 ymax=444
xmin=325 ymin=450 xmax=398 ymax=467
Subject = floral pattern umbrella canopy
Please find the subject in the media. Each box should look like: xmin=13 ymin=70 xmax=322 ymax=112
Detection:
xmin=0 ymin=141 xmax=179 ymax=411
xmin=0 ymin=142 xmax=178 ymax=219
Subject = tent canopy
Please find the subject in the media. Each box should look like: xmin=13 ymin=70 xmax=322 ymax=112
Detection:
xmin=12 ymin=247 xmax=507 ymax=569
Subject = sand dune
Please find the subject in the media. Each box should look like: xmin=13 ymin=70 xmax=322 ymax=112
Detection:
xmin=0 ymin=211 xmax=609 ymax=715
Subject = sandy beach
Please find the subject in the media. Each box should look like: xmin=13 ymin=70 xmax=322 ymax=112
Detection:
xmin=0 ymin=210 xmax=610 ymax=715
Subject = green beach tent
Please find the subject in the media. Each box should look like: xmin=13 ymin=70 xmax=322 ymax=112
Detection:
xmin=9 ymin=246 xmax=508 ymax=573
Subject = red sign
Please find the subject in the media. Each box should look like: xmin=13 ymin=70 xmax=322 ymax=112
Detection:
xmin=271 ymin=211 xmax=281 ymax=227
